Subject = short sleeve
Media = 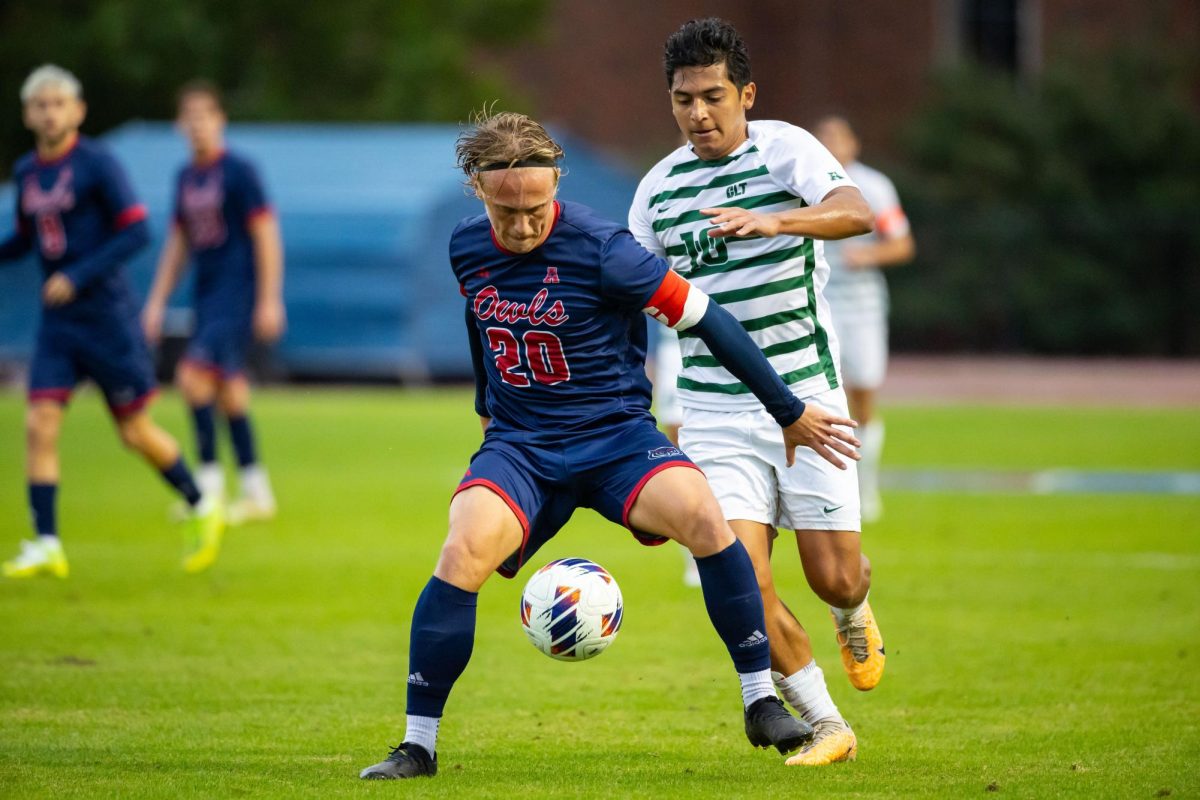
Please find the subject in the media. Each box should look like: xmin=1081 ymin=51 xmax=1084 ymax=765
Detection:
xmin=761 ymin=125 xmax=858 ymax=206
xmin=628 ymin=174 xmax=666 ymax=257
xmin=95 ymin=151 xmax=147 ymax=230
xmin=598 ymin=231 xmax=670 ymax=310
xmin=237 ymin=161 xmax=271 ymax=223
xmin=171 ymin=171 xmax=185 ymax=226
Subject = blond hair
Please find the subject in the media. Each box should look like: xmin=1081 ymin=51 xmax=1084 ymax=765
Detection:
xmin=455 ymin=108 xmax=564 ymax=180
xmin=21 ymin=64 xmax=82 ymax=103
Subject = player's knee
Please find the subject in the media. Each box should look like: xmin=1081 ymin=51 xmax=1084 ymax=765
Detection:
xmin=26 ymin=406 xmax=62 ymax=449
xmin=116 ymin=418 xmax=146 ymax=452
xmin=676 ymin=497 xmax=733 ymax=556
xmin=811 ymin=564 xmax=865 ymax=608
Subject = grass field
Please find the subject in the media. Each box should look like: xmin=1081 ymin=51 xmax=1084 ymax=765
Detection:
xmin=1 ymin=388 xmax=1197 ymax=798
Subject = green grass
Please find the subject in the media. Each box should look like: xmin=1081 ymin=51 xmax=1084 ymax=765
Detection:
xmin=0 ymin=388 xmax=1197 ymax=798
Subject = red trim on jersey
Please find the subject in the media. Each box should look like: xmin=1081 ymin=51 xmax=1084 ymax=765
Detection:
xmin=109 ymin=388 xmax=158 ymax=420
xmin=621 ymin=460 xmax=704 ymax=540
xmin=489 ymin=200 xmax=561 ymax=256
xmin=643 ymin=270 xmax=692 ymax=327
xmin=246 ymin=205 xmax=274 ymax=225
xmin=28 ymin=388 xmax=72 ymax=405
xmin=114 ymin=204 xmax=148 ymax=230
xmin=454 ymin=478 xmax=531 ymax=579
xmin=179 ymin=357 xmax=243 ymax=380
xmin=34 ymin=133 xmax=79 ymax=167
xmin=876 ymin=205 xmax=909 ymax=238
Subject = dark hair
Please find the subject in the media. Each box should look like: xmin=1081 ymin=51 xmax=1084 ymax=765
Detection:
xmin=176 ymin=79 xmax=224 ymax=113
xmin=663 ymin=18 xmax=752 ymax=90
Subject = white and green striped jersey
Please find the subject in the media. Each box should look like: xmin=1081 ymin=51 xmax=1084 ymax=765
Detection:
xmin=630 ymin=120 xmax=858 ymax=411
xmin=824 ymin=161 xmax=910 ymax=322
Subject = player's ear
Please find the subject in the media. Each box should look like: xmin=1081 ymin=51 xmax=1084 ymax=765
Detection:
xmin=75 ymin=99 xmax=88 ymax=127
xmin=471 ymin=175 xmax=484 ymax=200
xmin=740 ymin=82 xmax=756 ymax=112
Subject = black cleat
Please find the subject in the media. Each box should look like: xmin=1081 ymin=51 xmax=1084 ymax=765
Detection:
xmin=359 ymin=742 xmax=438 ymax=779
xmin=744 ymin=695 xmax=814 ymax=755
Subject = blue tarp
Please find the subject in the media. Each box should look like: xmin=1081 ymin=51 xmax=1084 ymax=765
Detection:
xmin=0 ymin=122 xmax=640 ymax=380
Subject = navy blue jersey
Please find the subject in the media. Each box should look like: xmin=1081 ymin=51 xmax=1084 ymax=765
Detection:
xmin=5 ymin=135 xmax=148 ymax=323
xmin=452 ymin=200 xmax=670 ymax=433
xmin=173 ymin=150 xmax=270 ymax=323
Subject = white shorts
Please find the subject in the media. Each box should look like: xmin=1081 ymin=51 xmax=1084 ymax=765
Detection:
xmin=833 ymin=310 xmax=888 ymax=390
xmin=679 ymin=388 xmax=861 ymax=532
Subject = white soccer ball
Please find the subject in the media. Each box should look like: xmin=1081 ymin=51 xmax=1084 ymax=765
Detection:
xmin=520 ymin=558 xmax=623 ymax=661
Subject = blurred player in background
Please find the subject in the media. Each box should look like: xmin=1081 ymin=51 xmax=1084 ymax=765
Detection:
xmin=358 ymin=110 xmax=864 ymax=780
xmin=630 ymin=19 xmax=884 ymax=765
xmin=0 ymin=65 xmax=222 ymax=577
xmin=815 ymin=116 xmax=914 ymax=523
xmin=142 ymin=81 xmax=284 ymax=524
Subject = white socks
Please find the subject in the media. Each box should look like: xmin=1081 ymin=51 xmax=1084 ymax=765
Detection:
xmin=739 ymin=668 xmax=776 ymax=708
xmin=774 ymin=662 xmax=840 ymax=723
xmin=858 ymin=420 xmax=885 ymax=521
xmin=196 ymin=463 xmax=224 ymax=501
xmin=831 ymin=592 xmax=869 ymax=626
xmin=404 ymin=714 xmax=440 ymax=756
xmin=239 ymin=465 xmax=274 ymax=503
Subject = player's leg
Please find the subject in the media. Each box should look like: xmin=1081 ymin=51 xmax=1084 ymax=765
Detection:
xmin=177 ymin=356 xmax=224 ymax=503
xmin=5 ymin=332 xmax=75 ymax=579
xmin=622 ymin=464 xmax=812 ymax=753
xmin=218 ymin=373 xmax=276 ymax=524
xmin=361 ymin=448 xmax=537 ymax=780
xmin=841 ymin=311 xmax=887 ymax=522
xmin=794 ymin=528 xmax=883 ymax=693
xmin=4 ymin=398 xmax=71 ymax=578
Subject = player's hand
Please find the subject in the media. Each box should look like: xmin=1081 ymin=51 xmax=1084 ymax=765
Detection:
xmin=781 ymin=403 xmax=861 ymax=469
xmin=42 ymin=274 xmax=76 ymax=307
xmin=253 ymin=298 xmax=286 ymax=342
xmin=701 ymin=207 xmax=782 ymax=239
xmin=141 ymin=302 xmax=165 ymax=344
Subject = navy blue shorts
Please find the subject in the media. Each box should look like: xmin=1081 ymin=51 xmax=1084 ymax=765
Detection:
xmin=454 ymin=417 xmax=700 ymax=578
xmin=29 ymin=318 xmax=157 ymax=418
xmin=182 ymin=316 xmax=252 ymax=378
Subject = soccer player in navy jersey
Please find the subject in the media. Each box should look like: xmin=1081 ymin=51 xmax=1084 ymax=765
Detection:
xmin=359 ymin=111 xmax=862 ymax=780
xmin=142 ymin=81 xmax=284 ymax=524
xmin=0 ymin=65 xmax=223 ymax=578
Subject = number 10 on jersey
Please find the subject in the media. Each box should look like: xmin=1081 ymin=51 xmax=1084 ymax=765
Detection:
xmin=486 ymin=327 xmax=571 ymax=386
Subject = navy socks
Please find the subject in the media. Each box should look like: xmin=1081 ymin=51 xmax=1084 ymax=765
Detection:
xmin=405 ymin=576 xmax=478 ymax=719
xmin=29 ymin=483 xmax=57 ymax=537
xmin=191 ymin=404 xmax=217 ymax=464
xmin=227 ymin=415 xmax=258 ymax=468
xmin=159 ymin=457 xmax=202 ymax=506
xmin=694 ymin=539 xmax=771 ymax=674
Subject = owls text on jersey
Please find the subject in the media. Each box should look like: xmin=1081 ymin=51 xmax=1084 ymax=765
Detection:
xmin=630 ymin=120 xmax=857 ymax=412
xmin=823 ymin=161 xmax=910 ymax=321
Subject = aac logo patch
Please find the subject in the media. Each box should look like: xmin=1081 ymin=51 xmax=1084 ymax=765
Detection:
xmin=647 ymin=446 xmax=683 ymax=460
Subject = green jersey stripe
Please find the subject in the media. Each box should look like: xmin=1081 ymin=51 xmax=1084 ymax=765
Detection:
xmin=678 ymin=361 xmax=827 ymax=395
xmin=651 ymin=190 xmax=797 ymax=233
xmin=647 ymin=166 xmax=771 ymax=208
xmin=665 ymin=146 xmax=759 ymax=177
xmin=687 ymin=242 xmax=807 ymax=280
xmin=682 ymin=334 xmax=815 ymax=368
xmin=678 ymin=305 xmax=813 ymax=341
xmin=707 ymin=274 xmax=809 ymax=305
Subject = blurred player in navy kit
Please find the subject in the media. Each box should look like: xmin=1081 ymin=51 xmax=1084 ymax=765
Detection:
xmin=143 ymin=81 xmax=284 ymax=525
xmin=358 ymin=110 xmax=864 ymax=780
xmin=0 ymin=65 xmax=223 ymax=578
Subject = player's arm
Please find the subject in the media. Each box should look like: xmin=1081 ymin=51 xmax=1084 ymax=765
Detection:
xmin=703 ymin=186 xmax=873 ymax=241
xmin=141 ymin=223 xmax=190 ymax=344
xmin=643 ymin=270 xmax=860 ymax=469
xmin=464 ymin=299 xmax=490 ymax=432
xmin=843 ymin=195 xmax=916 ymax=270
xmin=49 ymin=153 xmax=149 ymax=306
xmin=249 ymin=211 xmax=286 ymax=342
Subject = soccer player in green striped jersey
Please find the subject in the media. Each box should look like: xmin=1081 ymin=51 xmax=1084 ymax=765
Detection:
xmin=630 ymin=18 xmax=884 ymax=767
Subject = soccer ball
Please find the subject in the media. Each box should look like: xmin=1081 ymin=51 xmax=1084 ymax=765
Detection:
xmin=520 ymin=558 xmax=623 ymax=661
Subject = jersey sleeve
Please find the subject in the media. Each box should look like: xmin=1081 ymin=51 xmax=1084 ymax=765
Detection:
xmin=0 ymin=187 xmax=32 ymax=260
xmin=867 ymin=173 xmax=910 ymax=239
xmin=95 ymin=150 xmax=147 ymax=230
xmin=628 ymin=174 xmax=666 ymax=257
xmin=237 ymin=161 xmax=272 ymax=224
xmin=598 ymin=230 xmax=670 ymax=309
xmin=762 ymin=125 xmax=859 ymax=206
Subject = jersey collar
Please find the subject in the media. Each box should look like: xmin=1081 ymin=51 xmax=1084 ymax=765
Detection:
xmin=34 ymin=132 xmax=80 ymax=167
